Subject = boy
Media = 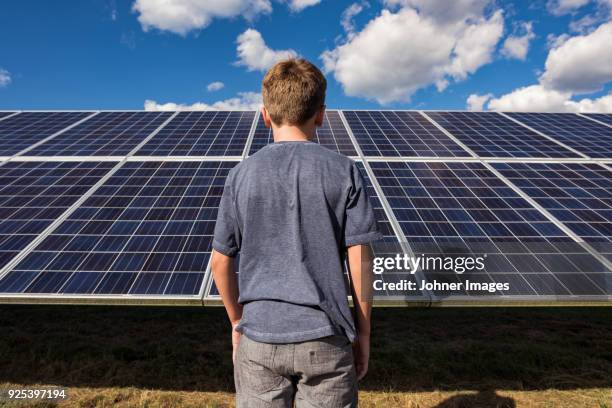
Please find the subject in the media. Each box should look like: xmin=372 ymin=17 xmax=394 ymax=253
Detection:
xmin=211 ymin=58 xmax=380 ymax=407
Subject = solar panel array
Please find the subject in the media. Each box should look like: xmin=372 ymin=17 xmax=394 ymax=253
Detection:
xmin=0 ymin=112 xmax=91 ymax=156
xmin=135 ymin=111 xmax=254 ymax=157
xmin=344 ymin=111 xmax=471 ymax=157
xmin=371 ymin=161 xmax=608 ymax=298
xmin=248 ymin=111 xmax=357 ymax=156
xmin=0 ymin=161 xmax=114 ymax=271
xmin=25 ymin=112 xmax=172 ymax=156
xmin=585 ymin=113 xmax=612 ymax=127
xmin=0 ymin=161 xmax=233 ymax=297
xmin=425 ymin=112 xmax=580 ymax=158
xmin=507 ymin=112 xmax=612 ymax=158
xmin=0 ymin=110 xmax=609 ymax=305
xmin=0 ymin=112 xmax=16 ymax=120
xmin=493 ymin=162 xmax=612 ymax=262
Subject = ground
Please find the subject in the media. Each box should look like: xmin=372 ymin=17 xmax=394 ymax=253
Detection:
xmin=0 ymin=305 xmax=610 ymax=407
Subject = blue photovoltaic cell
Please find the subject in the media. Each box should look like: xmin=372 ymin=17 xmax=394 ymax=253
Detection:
xmin=0 ymin=112 xmax=90 ymax=156
xmin=507 ymin=112 xmax=612 ymax=159
xmin=25 ymin=112 xmax=172 ymax=156
xmin=0 ymin=161 xmax=237 ymax=297
xmin=493 ymin=162 xmax=612 ymax=262
xmin=343 ymin=111 xmax=470 ymax=157
xmin=425 ymin=111 xmax=579 ymax=158
xmin=136 ymin=111 xmax=254 ymax=156
xmin=0 ymin=112 xmax=16 ymax=120
xmin=584 ymin=113 xmax=612 ymax=127
xmin=0 ymin=161 xmax=114 ymax=272
xmin=248 ymin=111 xmax=357 ymax=156
xmin=370 ymin=161 xmax=609 ymax=298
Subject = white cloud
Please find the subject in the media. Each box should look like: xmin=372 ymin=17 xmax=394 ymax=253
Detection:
xmin=341 ymin=2 xmax=368 ymax=36
xmin=476 ymin=19 xmax=612 ymax=114
xmin=287 ymin=0 xmax=321 ymax=12
xmin=206 ymin=81 xmax=225 ymax=92
xmin=445 ymin=10 xmax=504 ymax=81
xmin=546 ymin=33 xmax=571 ymax=49
xmin=540 ymin=22 xmax=612 ymax=94
xmin=565 ymin=0 xmax=612 ymax=33
xmin=236 ymin=29 xmax=297 ymax=72
xmin=467 ymin=93 xmax=493 ymax=111
xmin=502 ymin=22 xmax=535 ymax=60
xmin=486 ymin=85 xmax=572 ymax=112
xmin=565 ymin=94 xmax=612 ymax=112
xmin=132 ymin=0 xmax=318 ymax=35
xmin=144 ymin=92 xmax=263 ymax=111
xmin=132 ymin=0 xmax=272 ymax=35
xmin=477 ymin=85 xmax=612 ymax=113
xmin=547 ymin=0 xmax=590 ymax=16
xmin=322 ymin=3 xmax=504 ymax=104
xmin=0 ymin=68 xmax=11 ymax=88
xmin=383 ymin=0 xmax=490 ymax=23
xmin=569 ymin=13 xmax=601 ymax=33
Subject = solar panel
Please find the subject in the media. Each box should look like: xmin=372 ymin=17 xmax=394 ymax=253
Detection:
xmin=248 ymin=111 xmax=357 ymax=156
xmin=370 ymin=161 xmax=609 ymax=299
xmin=0 ymin=161 xmax=236 ymax=297
xmin=0 ymin=112 xmax=91 ymax=156
xmin=25 ymin=112 xmax=172 ymax=156
xmin=507 ymin=113 xmax=612 ymax=159
xmin=343 ymin=111 xmax=471 ymax=157
xmin=492 ymin=162 xmax=612 ymax=262
xmin=0 ymin=161 xmax=114 ymax=272
xmin=0 ymin=109 xmax=609 ymax=306
xmin=0 ymin=112 xmax=16 ymax=120
xmin=584 ymin=113 xmax=612 ymax=127
xmin=135 ymin=111 xmax=254 ymax=156
xmin=425 ymin=111 xmax=579 ymax=158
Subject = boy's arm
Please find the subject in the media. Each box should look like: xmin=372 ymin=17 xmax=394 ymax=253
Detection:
xmin=347 ymin=244 xmax=373 ymax=380
xmin=211 ymin=249 xmax=243 ymax=362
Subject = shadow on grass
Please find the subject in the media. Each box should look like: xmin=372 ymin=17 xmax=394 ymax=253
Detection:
xmin=432 ymin=390 xmax=515 ymax=408
xmin=0 ymin=306 xmax=610 ymax=394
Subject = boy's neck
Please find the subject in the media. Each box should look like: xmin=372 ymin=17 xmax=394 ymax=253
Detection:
xmin=272 ymin=124 xmax=315 ymax=143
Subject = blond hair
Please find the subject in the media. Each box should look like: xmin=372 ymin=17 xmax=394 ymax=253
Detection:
xmin=262 ymin=58 xmax=327 ymax=126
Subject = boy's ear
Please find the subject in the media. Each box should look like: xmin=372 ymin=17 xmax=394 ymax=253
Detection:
xmin=314 ymin=105 xmax=326 ymax=127
xmin=261 ymin=107 xmax=272 ymax=128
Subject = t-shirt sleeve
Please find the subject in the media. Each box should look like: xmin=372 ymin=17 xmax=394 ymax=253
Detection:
xmin=344 ymin=163 xmax=383 ymax=247
xmin=212 ymin=173 xmax=241 ymax=257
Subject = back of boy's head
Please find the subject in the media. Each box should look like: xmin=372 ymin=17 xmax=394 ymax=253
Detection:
xmin=262 ymin=58 xmax=327 ymax=126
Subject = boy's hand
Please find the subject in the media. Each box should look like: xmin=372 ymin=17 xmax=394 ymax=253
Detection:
xmin=353 ymin=333 xmax=370 ymax=380
xmin=232 ymin=323 xmax=241 ymax=364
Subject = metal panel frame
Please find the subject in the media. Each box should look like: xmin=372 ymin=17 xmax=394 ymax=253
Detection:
xmin=0 ymin=112 xmax=21 ymax=122
xmin=242 ymin=110 xmax=260 ymax=159
xmin=578 ymin=112 xmax=612 ymax=129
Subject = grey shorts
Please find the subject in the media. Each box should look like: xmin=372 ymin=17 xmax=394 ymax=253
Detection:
xmin=234 ymin=334 xmax=358 ymax=408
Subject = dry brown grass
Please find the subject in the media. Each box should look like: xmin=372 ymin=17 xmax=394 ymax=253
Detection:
xmin=1 ymin=306 xmax=610 ymax=408
xmin=1 ymin=385 xmax=610 ymax=407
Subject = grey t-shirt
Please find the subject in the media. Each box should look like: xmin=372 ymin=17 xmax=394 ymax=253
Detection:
xmin=213 ymin=140 xmax=381 ymax=343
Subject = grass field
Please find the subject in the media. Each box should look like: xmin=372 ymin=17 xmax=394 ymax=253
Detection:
xmin=0 ymin=305 xmax=610 ymax=407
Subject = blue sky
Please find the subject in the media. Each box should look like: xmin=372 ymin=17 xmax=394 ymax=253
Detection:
xmin=0 ymin=0 xmax=611 ymax=111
